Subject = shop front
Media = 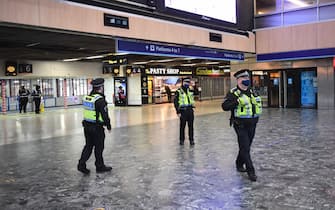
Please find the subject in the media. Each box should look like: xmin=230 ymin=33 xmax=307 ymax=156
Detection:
xmin=251 ymin=68 xmax=317 ymax=108
xmin=195 ymin=67 xmax=231 ymax=100
xmin=141 ymin=67 xmax=193 ymax=104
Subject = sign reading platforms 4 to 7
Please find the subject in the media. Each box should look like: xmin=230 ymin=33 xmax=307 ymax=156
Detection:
xmin=117 ymin=39 xmax=244 ymax=61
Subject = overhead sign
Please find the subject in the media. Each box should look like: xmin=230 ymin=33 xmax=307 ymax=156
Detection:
xmin=145 ymin=67 xmax=193 ymax=76
xmin=117 ymin=39 xmax=244 ymax=61
xmin=5 ymin=61 xmax=17 ymax=76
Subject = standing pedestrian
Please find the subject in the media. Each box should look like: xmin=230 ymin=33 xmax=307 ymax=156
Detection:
xmin=31 ymin=85 xmax=41 ymax=114
xmin=222 ymin=69 xmax=262 ymax=182
xmin=174 ymin=78 xmax=195 ymax=146
xmin=18 ymin=85 xmax=30 ymax=113
xmin=78 ymin=78 xmax=112 ymax=174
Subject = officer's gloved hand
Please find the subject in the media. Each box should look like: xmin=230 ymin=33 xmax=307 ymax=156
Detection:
xmin=232 ymin=94 xmax=239 ymax=107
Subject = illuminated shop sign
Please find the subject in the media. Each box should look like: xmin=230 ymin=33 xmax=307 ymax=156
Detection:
xmin=117 ymin=39 xmax=244 ymax=61
xmin=195 ymin=67 xmax=228 ymax=76
xmin=145 ymin=67 xmax=193 ymax=76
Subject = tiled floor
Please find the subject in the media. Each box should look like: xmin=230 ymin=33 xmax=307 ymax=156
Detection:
xmin=0 ymin=100 xmax=335 ymax=209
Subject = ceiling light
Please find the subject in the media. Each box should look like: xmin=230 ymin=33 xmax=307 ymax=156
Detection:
xmin=26 ymin=42 xmax=40 ymax=47
xmin=204 ymin=62 xmax=220 ymax=65
xmin=180 ymin=63 xmax=196 ymax=66
xmin=183 ymin=57 xmax=197 ymax=60
xmin=86 ymin=55 xmax=105 ymax=59
xmin=132 ymin=61 xmax=149 ymax=65
xmin=63 ymin=58 xmax=81 ymax=62
xmin=151 ymin=59 xmax=175 ymax=63
xmin=107 ymin=52 xmax=129 ymax=56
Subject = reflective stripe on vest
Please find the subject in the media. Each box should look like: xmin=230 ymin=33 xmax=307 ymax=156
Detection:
xmin=177 ymin=88 xmax=194 ymax=108
xmin=231 ymin=88 xmax=262 ymax=118
xmin=83 ymin=94 xmax=103 ymax=123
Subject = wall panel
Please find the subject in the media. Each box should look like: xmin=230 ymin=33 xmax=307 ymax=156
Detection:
xmin=0 ymin=0 xmax=255 ymax=53
xmin=256 ymin=21 xmax=335 ymax=54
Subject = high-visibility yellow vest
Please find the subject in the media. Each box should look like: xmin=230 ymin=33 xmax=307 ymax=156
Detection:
xmin=231 ymin=88 xmax=262 ymax=118
xmin=83 ymin=94 xmax=103 ymax=123
xmin=177 ymin=88 xmax=194 ymax=108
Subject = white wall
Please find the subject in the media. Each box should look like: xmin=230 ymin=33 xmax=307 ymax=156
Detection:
xmin=127 ymin=74 xmax=141 ymax=105
xmin=104 ymin=77 xmax=114 ymax=104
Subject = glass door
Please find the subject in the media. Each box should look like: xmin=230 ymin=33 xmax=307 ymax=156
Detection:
xmin=286 ymin=70 xmax=301 ymax=108
xmin=268 ymin=72 xmax=280 ymax=107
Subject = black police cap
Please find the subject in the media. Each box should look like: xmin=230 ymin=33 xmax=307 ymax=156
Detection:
xmin=91 ymin=78 xmax=105 ymax=87
xmin=183 ymin=78 xmax=191 ymax=83
xmin=233 ymin=69 xmax=250 ymax=79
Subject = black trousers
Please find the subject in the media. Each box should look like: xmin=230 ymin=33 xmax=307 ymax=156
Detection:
xmin=79 ymin=124 xmax=105 ymax=169
xmin=179 ymin=109 xmax=194 ymax=143
xmin=34 ymin=99 xmax=41 ymax=114
xmin=233 ymin=123 xmax=257 ymax=173
xmin=19 ymin=97 xmax=28 ymax=113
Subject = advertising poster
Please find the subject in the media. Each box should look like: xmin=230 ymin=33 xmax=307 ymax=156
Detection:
xmin=114 ymin=77 xmax=127 ymax=106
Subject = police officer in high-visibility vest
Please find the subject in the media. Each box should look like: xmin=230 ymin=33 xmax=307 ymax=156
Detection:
xmin=222 ymin=69 xmax=262 ymax=182
xmin=174 ymin=78 xmax=195 ymax=146
xmin=78 ymin=78 xmax=112 ymax=174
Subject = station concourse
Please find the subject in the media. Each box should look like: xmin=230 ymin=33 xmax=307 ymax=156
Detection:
xmin=0 ymin=100 xmax=335 ymax=209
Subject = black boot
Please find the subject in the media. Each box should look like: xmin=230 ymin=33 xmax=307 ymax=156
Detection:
xmin=77 ymin=164 xmax=90 ymax=175
xmin=236 ymin=165 xmax=247 ymax=173
xmin=96 ymin=166 xmax=112 ymax=173
xmin=248 ymin=172 xmax=257 ymax=182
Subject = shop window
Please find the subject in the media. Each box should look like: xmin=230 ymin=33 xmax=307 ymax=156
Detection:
xmin=255 ymin=14 xmax=282 ymax=28
xmin=41 ymin=79 xmax=53 ymax=97
xmin=284 ymin=0 xmax=316 ymax=11
xmin=256 ymin=0 xmax=282 ymax=15
xmin=283 ymin=8 xmax=317 ymax=25
xmin=57 ymin=78 xmax=88 ymax=97
xmin=319 ymin=0 xmax=335 ymax=5
xmin=10 ymin=79 xmax=20 ymax=97
xmin=319 ymin=4 xmax=335 ymax=20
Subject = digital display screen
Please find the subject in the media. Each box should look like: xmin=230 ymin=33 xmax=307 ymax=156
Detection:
xmin=164 ymin=0 xmax=236 ymax=24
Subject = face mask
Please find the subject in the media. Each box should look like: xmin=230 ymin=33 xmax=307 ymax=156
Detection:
xmin=242 ymin=80 xmax=250 ymax=87
xmin=183 ymin=83 xmax=189 ymax=88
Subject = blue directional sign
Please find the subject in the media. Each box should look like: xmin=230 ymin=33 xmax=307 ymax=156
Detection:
xmin=117 ymin=39 xmax=244 ymax=61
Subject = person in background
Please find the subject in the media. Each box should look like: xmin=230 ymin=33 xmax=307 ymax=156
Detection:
xmin=222 ymin=69 xmax=262 ymax=182
xmin=78 ymin=78 xmax=112 ymax=174
xmin=31 ymin=85 xmax=42 ymax=114
xmin=174 ymin=78 xmax=195 ymax=146
xmin=165 ymin=85 xmax=172 ymax=103
xmin=18 ymin=85 xmax=30 ymax=113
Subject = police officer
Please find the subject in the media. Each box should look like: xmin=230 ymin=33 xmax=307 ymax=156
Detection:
xmin=174 ymin=78 xmax=195 ymax=146
xmin=222 ymin=69 xmax=262 ymax=182
xmin=78 ymin=78 xmax=112 ymax=174
xmin=31 ymin=85 xmax=42 ymax=114
xmin=18 ymin=85 xmax=30 ymax=113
